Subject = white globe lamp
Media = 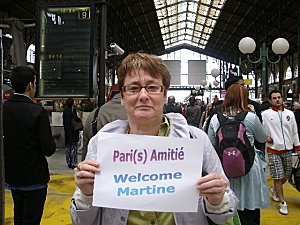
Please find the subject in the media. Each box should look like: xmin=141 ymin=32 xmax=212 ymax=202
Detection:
xmin=201 ymin=79 xmax=207 ymax=86
xmin=272 ymin=38 xmax=289 ymax=55
xmin=238 ymin=37 xmax=256 ymax=54
xmin=211 ymin=68 xmax=220 ymax=78
xmin=213 ymin=80 xmax=219 ymax=87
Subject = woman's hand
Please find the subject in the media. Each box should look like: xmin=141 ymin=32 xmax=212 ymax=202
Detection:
xmin=197 ymin=173 xmax=228 ymax=205
xmin=266 ymin=136 xmax=273 ymax=144
xmin=248 ymin=104 xmax=255 ymax=112
xmin=74 ymin=160 xmax=101 ymax=196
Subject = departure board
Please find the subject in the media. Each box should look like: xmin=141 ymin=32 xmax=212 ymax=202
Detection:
xmin=37 ymin=5 xmax=94 ymax=98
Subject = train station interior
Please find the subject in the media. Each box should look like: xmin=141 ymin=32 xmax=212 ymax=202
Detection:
xmin=1 ymin=0 xmax=300 ymax=224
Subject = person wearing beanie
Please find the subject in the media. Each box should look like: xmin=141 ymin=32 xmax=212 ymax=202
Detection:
xmin=224 ymin=75 xmax=245 ymax=91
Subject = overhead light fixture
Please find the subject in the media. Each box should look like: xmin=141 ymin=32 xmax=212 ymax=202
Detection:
xmin=239 ymin=36 xmax=289 ymax=94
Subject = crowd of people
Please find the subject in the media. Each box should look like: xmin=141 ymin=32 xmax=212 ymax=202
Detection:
xmin=3 ymin=54 xmax=300 ymax=224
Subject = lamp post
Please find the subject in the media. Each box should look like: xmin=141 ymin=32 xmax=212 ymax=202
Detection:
xmin=238 ymin=37 xmax=289 ymax=95
xmin=200 ymin=79 xmax=208 ymax=100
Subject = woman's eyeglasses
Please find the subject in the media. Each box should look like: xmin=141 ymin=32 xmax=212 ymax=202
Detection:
xmin=121 ymin=84 xmax=164 ymax=95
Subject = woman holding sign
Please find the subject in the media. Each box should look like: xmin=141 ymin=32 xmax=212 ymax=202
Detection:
xmin=71 ymin=53 xmax=238 ymax=225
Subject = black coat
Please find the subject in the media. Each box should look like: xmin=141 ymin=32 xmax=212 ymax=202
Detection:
xmin=63 ymin=107 xmax=80 ymax=145
xmin=259 ymin=101 xmax=271 ymax=113
xmin=3 ymin=94 xmax=56 ymax=186
xmin=164 ymin=103 xmax=182 ymax=114
xmin=294 ymin=109 xmax=300 ymax=140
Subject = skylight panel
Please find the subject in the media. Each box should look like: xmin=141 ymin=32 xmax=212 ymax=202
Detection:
xmin=188 ymin=2 xmax=198 ymax=13
xmin=187 ymin=12 xmax=196 ymax=21
xmin=192 ymin=36 xmax=200 ymax=43
xmin=178 ymin=2 xmax=187 ymax=13
xmin=186 ymin=21 xmax=193 ymax=29
xmin=179 ymin=22 xmax=186 ymax=29
xmin=186 ymin=35 xmax=192 ymax=41
xmin=178 ymin=13 xmax=186 ymax=21
xmin=169 ymin=24 xmax=177 ymax=31
xmin=186 ymin=29 xmax=193 ymax=36
xmin=195 ymin=24 xmax=204 ymax=32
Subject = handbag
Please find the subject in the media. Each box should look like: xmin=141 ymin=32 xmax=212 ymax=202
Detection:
xmin=289 ymin=156 xmax=300 ymax=192
xmin=71 ymin=118 xmax=84 ymax=131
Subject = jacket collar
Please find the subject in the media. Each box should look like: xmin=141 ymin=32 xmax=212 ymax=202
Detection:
xmin=8 ymin=94 xmax=34 ymax=103
xmin=271 ymin=104 xmax=284 ymax=112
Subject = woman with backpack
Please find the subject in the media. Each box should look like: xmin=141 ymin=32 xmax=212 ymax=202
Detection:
xmin=207 ymin=84 xmax=269 ymax=225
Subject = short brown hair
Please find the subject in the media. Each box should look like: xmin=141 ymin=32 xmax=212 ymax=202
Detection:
xmin=268 ymin=90 xmax=282 ymax=100
xmin=222 ymin=83 xmax=249 ymax=112
xmin=117 ymin=53 xmax=171 ymax=95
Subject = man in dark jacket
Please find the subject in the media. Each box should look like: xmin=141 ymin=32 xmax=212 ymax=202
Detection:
xmin=185 ymin=96 xmax=202 ymax=127
xmin=81 ymin=91 xmax=127 ymax=160
xmin=259 ymin=93 xmax=272 ymax=113
xmin=3 ymin=66 xmax=56 ymax=224
xmin=163 ymin=95 xmax=182 ymax=114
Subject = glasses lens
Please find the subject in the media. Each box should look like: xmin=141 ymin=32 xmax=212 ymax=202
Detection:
xmin=123 ymin=84 xmax=163 ymax=94
xmin=126 ymin=85 xmax=141 ymax=94
xmin=146 ymin=84 xmax=162 ymax=93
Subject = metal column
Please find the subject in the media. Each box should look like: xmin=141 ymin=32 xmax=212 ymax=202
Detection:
xmin=97 ymin=0 xmax=108 ymax=107
xmin=7 ymin=18 xmax=26 ymax=66
xmin=0 ymin=28 xmax=5 ymax=225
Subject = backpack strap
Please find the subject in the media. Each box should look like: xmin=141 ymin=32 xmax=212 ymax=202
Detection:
xmin=91 ymin=107 xmax=100 ymax=136
xmin=234 ymin=111 xmax=248 ymax=122
xmin=217 ymin=111 xmax=248 ymax=123
xmin=216 ymin=111 xmax=227 ymax=124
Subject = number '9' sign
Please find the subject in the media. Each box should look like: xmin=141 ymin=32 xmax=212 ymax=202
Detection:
xmin=79 ymin=10 xmax=90 ymax=20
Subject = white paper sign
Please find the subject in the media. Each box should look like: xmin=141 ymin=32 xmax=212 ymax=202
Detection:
xmin=93 ymin=132 xmax=203 ymax=212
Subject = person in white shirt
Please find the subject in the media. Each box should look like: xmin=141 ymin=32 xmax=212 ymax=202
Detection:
xmin=262 ymin=90 xmax=300 ymax=215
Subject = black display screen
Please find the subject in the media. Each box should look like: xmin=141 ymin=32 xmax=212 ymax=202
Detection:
xmin=37 ymin=5 xmax=94 ymax=98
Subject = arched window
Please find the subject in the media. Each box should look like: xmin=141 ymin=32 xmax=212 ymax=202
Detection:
xmin=285 ymin=66 xmax=292 ymax=79
xmin=26 ymin=44 xmax=35 ymax=63
xmin=275 ymin=72 xmax=279 ymax=82
xmin=269 ymin=73 xmax=274 ymax=83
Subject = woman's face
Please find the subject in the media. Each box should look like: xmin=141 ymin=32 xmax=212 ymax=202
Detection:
xmin=121 ymin=69 xmax=167 ymax=122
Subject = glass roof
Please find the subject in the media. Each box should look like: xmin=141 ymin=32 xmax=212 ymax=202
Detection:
xmin=154 ymin=0 xmax=227 ymax=49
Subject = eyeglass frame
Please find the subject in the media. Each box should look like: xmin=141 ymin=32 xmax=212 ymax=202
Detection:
xmin=121 ymin=84 xmax=164 ymax=95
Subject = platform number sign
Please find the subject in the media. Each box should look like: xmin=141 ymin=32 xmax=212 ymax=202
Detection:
xmin=79 ymin=8 xmax=90 ymax=20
